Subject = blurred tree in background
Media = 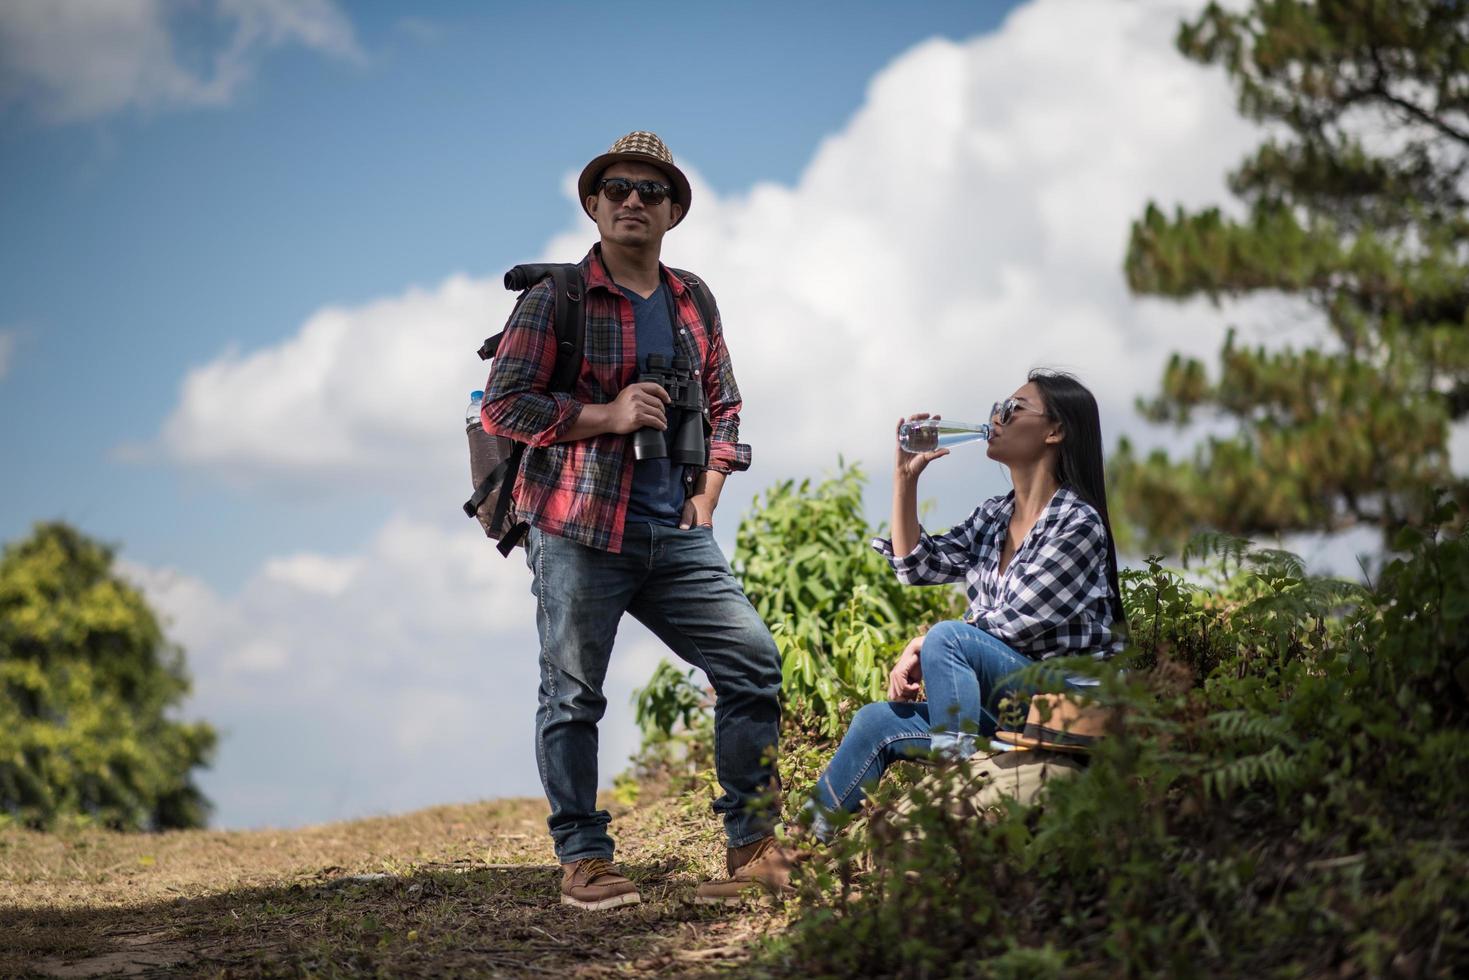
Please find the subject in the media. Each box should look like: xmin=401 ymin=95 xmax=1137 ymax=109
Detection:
xmin=0 ymin=523 xmax=215 ymax=830
xmin=1111 ymin=0 xmax=1469 ymax=552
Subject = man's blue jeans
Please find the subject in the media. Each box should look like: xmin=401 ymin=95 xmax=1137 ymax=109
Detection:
xmin=808 ymin=620 xmax=1051 ymax=836
xmin=526 ymin=524 xmax=782 ymax=863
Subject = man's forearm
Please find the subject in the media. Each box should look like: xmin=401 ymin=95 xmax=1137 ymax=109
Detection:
xmin=556 ymin=402 xmax=610 ymax=443
xmin=694 ymin=469 xmax=727 ymax=503
xmin=483 ymin=389 xmax=577 ymax=448
xmin=552 ymin=382 xmax=670 ymax=443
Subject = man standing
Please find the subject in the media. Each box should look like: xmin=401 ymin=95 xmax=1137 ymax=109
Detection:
xmin=482 ymin=132 xmax=788 ymax=909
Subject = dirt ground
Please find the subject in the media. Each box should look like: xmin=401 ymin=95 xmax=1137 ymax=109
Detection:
xmin=0 ymin=794 xmax=789 ymax=978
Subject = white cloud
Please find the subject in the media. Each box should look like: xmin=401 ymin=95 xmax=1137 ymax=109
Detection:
xmin=261 ymin=553 xmax=362 ymax=596
xmin=146 ymin=0 xmax=1302 ymax=829
xmin=159 ymin=275 xmax=509 ymax=495
xmin=157 ymin=0 xmax=1264 ymax=507
xmin=231 ymin=637 xmax=291 ymax=673
xmin=124 ymin=516 xmax=666 ymax=829
xmin=0 ymin=0 xmax=360 ymax=123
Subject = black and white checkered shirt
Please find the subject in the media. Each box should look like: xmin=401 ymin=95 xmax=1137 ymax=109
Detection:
xmin=873 ymin=487 xmax=1119 ymax=660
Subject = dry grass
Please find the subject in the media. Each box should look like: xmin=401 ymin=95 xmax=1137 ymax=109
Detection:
xmin=0 ymin=791 xmax=791 ymax=978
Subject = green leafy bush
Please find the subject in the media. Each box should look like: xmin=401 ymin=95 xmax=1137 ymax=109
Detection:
xmin=633 ymin=461 xmax=962 ymax=746
xmin=629 ymin=461 xmax=962 ymax=806
xmin=623 ymin=660 xmax=715 ymax=795
xmin=767 ymin=499 xmax=1468 ymax=978
xmin=630 ymin=463 xmax=1466 ymax=975
xmin=734 ymin=462 xmax=963 ymax=737
xmin=0 ymin=523 xmax=216 ymax=830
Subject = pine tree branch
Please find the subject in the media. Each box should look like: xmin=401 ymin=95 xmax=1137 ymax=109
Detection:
xmin=1372 ymin=85 xmax=1469 ymax=146
xmin=1366 ymin=45 xmax=1469 ymax=148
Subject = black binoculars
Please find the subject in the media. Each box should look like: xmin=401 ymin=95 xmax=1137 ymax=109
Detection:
xmin=633 ymin=353 xmax=708 ymax=466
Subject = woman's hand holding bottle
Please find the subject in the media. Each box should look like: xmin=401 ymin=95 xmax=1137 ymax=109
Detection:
xmin=894 ymin=413 xmax=949 ymax=484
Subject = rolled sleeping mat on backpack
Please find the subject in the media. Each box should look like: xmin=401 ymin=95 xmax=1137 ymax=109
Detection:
xmin=505 ymin=264 xmax=564 ymax=292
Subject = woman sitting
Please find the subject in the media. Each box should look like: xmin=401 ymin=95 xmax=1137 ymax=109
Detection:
xmin=806 ymin=369 xmax=1125 ymax=839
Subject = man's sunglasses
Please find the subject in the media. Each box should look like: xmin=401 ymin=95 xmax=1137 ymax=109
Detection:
xmin=598 ymin=177 xmax=673 ymax=206
xmin=991 ymin=398 xmax=1047 ymax=425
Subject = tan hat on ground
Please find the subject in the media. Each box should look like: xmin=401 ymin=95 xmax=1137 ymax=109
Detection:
xmin=578 ymin=131 xmax=692 ymax=226
xmin=992 ymin=693 xmax=1112 ymax=754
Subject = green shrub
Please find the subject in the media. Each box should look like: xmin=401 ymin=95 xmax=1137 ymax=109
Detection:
xmin=631 ymin=465 xmax=1467 ymax=975
xmin=768 ymin=499 xmax=1468 ymax=978
xmin=624 ymin=660 xmax=715 ymax=795
xmin=0 ymin=523 xmax=216 ymax=830
xmin=733 ymin=461 xmax=964 ymax=736
xmin=630 ymin=461 xmax=961 ymax=803
xmin=633 ymin=461 xmax=961 ymax=742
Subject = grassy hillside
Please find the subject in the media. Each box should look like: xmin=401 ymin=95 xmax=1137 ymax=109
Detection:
xmin=1 ymin=792 xmax=787 ymax=977
xmin=8 ymin=471 xmax=1467 ymax=977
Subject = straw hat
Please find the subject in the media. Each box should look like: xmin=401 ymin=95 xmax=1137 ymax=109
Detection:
xmin=578 ymin=131 xmax=692 ymax=226
xmin=992 ymin=693 xmax=1111 ymax=754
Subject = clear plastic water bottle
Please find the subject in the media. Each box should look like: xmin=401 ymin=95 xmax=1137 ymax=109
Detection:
xmin=898 ymin=417 xmax=991 ymax=453
xmin=466 ymin=390 xmax=484 ymax=432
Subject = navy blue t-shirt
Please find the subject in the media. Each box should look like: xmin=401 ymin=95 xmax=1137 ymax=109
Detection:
xmin=624 ymin=282 xmax=687 ymax=525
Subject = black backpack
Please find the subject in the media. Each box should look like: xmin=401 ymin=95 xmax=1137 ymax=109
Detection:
xmin=465 ymin=262 xmax=718 ymax=556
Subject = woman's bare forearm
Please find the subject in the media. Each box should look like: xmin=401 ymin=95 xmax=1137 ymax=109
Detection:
xmin=891 ymin=474 xmax=921 ymax=556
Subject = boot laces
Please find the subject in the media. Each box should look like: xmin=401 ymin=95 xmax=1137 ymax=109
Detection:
xmin=580 ymin=857 xmax=616 ymax=882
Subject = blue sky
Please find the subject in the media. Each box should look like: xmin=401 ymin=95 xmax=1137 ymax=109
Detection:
xmin=3 ymin=0 xmax=1296 ymax=829
xmin=1 ymin=0 xmax=1020 ymax=589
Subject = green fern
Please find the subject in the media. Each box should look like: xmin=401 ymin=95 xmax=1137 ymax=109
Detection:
xmin=1182 ymin=531 xmax=1252 ymax=572
xmin=1245 ymin=547 xmax=1308 ymax=581
xmin=1208 ymin=710 xmax=1298 ymax=748
xmin=1202 ymin=745 xmax=1303 ymax=800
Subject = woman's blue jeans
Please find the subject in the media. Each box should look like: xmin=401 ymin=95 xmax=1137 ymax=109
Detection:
xmin=808 ymin=620 xmax=1047 ymax=838
xmin=526 ymin=524 xmax=783 ymax=863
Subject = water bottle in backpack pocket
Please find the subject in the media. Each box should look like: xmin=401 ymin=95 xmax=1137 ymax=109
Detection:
xmin=463 ymin=263 xmax=588 ymax=556
xmin=464 ymin=390 xmax=519 ymax=541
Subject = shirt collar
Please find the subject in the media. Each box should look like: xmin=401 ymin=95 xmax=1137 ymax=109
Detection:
xmin=994 ymin=486 xmax=1075 ymax=532
xmin=583 ymin=243 xmax=688 ymax=298
xmin=1035 ymin=486 xmax=1077 ymax=529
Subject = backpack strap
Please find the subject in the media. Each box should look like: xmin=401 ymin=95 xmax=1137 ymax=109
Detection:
xmin=463 ymin=455 xmax=510 ymax=517
xmin=545 ymin=265 xmax=585 ymax=392
xmin=490 ymin=443 xmax=529 ymax=555
xmin=670 ymin=268 xmax=718 ymax=335
xmin=669 ymin=268 xmax=719 ymax=463
xmin=480 ymin=264 xmax=585 ymax=372
xmin=485 ymin=263 xmax=586 ymax=556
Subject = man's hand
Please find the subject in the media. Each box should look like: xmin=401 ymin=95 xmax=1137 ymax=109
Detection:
xmin=679 ymin=470 xmax=726 ymax=530
xmin=679 ymin=494 xmax=716 ymax=530
xmin=605 ymin=382 xmax=670 ymax=435
xmin=558 ymin=382 xmax=671 ymax=443
xmin=887 ymin=635 xmax=925 ymax=701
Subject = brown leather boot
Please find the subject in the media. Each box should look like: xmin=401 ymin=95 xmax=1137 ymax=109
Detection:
xmin=560 ymin=857 xmax=641 ymax=910
xmin=692 ymin=836 xmax=799 ymax=905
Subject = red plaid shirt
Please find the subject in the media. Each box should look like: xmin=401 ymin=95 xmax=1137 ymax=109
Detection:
xmin=481 ymin=245 xmax=752 ymax=553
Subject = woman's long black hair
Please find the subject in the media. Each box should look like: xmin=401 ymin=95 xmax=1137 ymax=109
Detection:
xmin=1028 ymin=369 xmax=1125 ymax=627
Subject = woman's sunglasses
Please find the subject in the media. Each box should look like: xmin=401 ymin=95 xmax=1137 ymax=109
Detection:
xmin=598 ymin=177 xmax=673 ymax=206
xmin=991 ymin=398 xmax=1046 ymax=425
